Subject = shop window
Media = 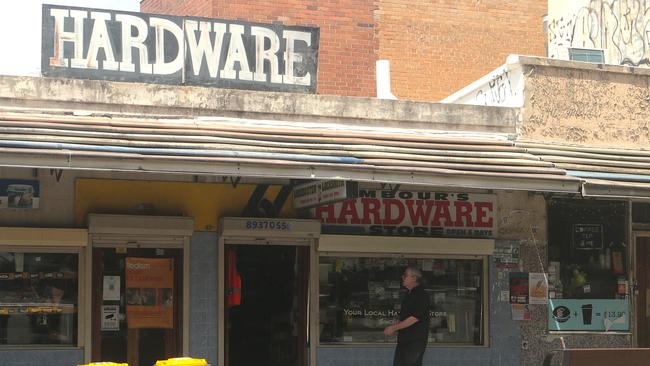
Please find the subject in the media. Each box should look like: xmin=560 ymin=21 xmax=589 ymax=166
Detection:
xmin=318 ymin=255 xmax=485 ymax=345
xmin=0 ymin=252 xmax=78 ymax=345
xmin=633 ymin=202 xmax=650 ymax=224
xmin=548 ymin=199 xmax=629 ymax=331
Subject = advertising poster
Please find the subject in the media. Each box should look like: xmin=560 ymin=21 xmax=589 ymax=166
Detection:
xmin=0 ymin=179 xmax=39 ymax=209
xmin=529 ymin=273 xmax=549 ymax=305
xmin=548 ymin=299 xmax=629 ymax=331
xmin=509 ymin=272 xmax=529 ymax=304
xmin=125 ymin=258 xmax=174 ymax=329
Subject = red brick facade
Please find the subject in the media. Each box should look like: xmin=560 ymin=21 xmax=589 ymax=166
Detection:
xmin=377 ymin=0 xmax=547 ymax=101
xmin=143 ymin=0 xmax=378 ymax=97
xmin=142 ymin=0 xmax=547 ymax=101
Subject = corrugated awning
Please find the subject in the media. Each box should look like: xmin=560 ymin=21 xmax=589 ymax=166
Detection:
xmin=0 ymin=110 xmax=581 ymax=192
xmin=516 ymin=141 xmax=650 ymax=199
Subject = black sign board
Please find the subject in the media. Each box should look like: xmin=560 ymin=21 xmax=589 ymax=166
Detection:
xmin=572 ymin=224 xmax=603 ymax=250
xmin=41 ymin=5 xmax=319 ymax=93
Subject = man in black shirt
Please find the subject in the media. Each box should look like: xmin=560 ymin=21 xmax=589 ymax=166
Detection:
xmin=383 ymin=266 xmax=430 ymax=366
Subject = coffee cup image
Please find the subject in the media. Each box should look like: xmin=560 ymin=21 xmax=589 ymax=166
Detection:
xmin=552 ymin=306 xmax=571 ymax=323
xmin=581 ymin=304 xmax=593 ymax=325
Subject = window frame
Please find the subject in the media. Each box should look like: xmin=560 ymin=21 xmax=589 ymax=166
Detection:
xmin=315 ymin=251 xmax=489 ymax=348
xmin=0 ymin=246 xmax=84 ymax=349
xmin=568 ymin=47 xmax=605 ymax=63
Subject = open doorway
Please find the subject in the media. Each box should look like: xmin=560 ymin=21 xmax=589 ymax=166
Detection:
xmin=224 ymin=244 xmax=309 ymax=366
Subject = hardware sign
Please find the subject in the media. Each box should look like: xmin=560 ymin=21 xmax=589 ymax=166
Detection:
xmin=41 ymin=5 xmax=319 ymax=93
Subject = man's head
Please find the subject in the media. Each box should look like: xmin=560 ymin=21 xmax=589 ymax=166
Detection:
xmin=401 ymin=266 xmax=422 ymax=290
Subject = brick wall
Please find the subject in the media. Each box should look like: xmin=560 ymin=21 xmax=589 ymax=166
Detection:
xmin=141 ymin=0 xmax=212 ymax=17
xmin=141 ymin=0 xmax=547 ymax=101
xmin=377 ymin=0 xmax=547 ymax=101
xmin=142 ymin=0 xmax=378 ymax=97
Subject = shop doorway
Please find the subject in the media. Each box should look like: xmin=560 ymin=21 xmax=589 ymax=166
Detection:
xmin=636 ymin=236 xmax=650 ymax=347
xmin=224 ymin=244 xmax=309 ymax=366
xmin=91 ymin=248 xmax=183 ymax=366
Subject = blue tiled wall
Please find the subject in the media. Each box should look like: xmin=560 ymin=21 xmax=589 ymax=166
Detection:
xmin=317 ymin=255 xmax=521 ymax=366
xmin=188 ymin=232 xmax=219 ymax=364
xmin=0 ymin=348 xmax=83 ymax=366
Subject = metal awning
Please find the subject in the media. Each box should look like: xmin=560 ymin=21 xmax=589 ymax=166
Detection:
xmin=0 ymin=110 xmax=582 ymax=192
xmin=516 ymin=141 xmax=650 ymax=199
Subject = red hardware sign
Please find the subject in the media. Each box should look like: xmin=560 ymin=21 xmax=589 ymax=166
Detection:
xmin=312 ymin=189 xmax=496 ymax=238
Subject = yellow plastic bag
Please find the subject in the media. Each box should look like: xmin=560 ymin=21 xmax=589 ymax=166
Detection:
xmin=154 ymin=357 xmax=208 ymax=366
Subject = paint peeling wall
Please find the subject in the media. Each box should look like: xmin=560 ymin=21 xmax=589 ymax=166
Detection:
xmin=548 ymin=0 xmax=650 ymax=67
xmin=520 ymin=60 xmax=650 ymax=149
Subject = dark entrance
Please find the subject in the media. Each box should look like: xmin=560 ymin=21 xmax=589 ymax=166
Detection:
xmin=92 ymin=248 xmax=183 ymax=366
xmin=224 ymin=244 xmax=309 ymax=366
xmin=636 ymin=237 xmax=650 ymax=347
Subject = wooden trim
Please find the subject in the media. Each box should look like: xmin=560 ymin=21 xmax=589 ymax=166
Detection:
xmin=309 ymin=243 xmax=318 ymax=366
xmin=0 ymin=227 xmax=88 ymax=246
xmin=182 ymin=237 xmax=190 ymax=355
xmin=84 ymin=245 xmax=92 ymax=363
xmin=217 ymin=236 xmax=225 ymax=366
xmin=318 ymin=234 xmax=495 ymax=255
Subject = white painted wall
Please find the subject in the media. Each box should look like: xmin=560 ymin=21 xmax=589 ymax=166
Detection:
xmin=548 ymin=0 xmax=650 ymax=67
xmin=441 ymin=55 xmax=525 ymax=107
xmin=0 ymin=0 xmax=139 ymax=77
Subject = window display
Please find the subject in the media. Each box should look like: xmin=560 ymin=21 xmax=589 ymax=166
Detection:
xmin=318 ymin=255 xmax=484 ymax=345
xmin=547 ymin=199 xmax=630 ymax=331
xmin=548 ymin=200 xmax=627 ymax=300
xmin=0 ymin=252 xmax=78 ymax=345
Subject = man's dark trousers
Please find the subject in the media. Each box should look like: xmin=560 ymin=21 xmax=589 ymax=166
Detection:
xmin=393 ymin=340 xmax=427 ymax=366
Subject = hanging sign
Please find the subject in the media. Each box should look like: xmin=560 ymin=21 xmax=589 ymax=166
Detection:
xmin=293 ymin=181 xmax=358 ymax=209
xmin=41 ymin=5 xmax=319 ymax=93
xmin=0 ymin=180 xmax=39 ymax=209
xmin=311 ymin=189 xmax=496 ymax=238
xmin=125 ymin=257 xmax=174 ymax=329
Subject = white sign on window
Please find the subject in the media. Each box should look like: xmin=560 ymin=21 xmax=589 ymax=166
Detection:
xmin=103 ymin=276 xmax=121 ymax=301
xmin=101 ymin=305 xmax=120 ymax=331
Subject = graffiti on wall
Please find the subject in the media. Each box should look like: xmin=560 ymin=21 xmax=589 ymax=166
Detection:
xmin=441 ymin=63 xmax=524 ymax=107
xmin=549 ymin=0 xmax=650 ymax=66
xmin=474 ymin=68 xmax=518 ymax=106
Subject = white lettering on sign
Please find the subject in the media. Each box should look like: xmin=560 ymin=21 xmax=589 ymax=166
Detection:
xmin=42 ymin=5 xmax=318 ymax=92
xmin=312 ymin=190 xmax=496 ymax=238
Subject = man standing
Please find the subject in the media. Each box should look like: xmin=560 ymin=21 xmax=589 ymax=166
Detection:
xmin=383 ymin=266 xmax=430 ymax=366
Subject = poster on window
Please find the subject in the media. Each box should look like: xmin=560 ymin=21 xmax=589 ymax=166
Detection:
xmin=509 ymin=272 xmax=529 ymax=304
xmin=125 ymin=258 xmax=174 ymax=329
xmin=0 ymin=179 xmax=39 ymax=209
xmin=528 ymin=272 xmax=549 ymax=305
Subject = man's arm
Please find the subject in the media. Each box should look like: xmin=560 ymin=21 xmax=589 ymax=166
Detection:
xmin=383 ymin=316 xmax=418 ymax=336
